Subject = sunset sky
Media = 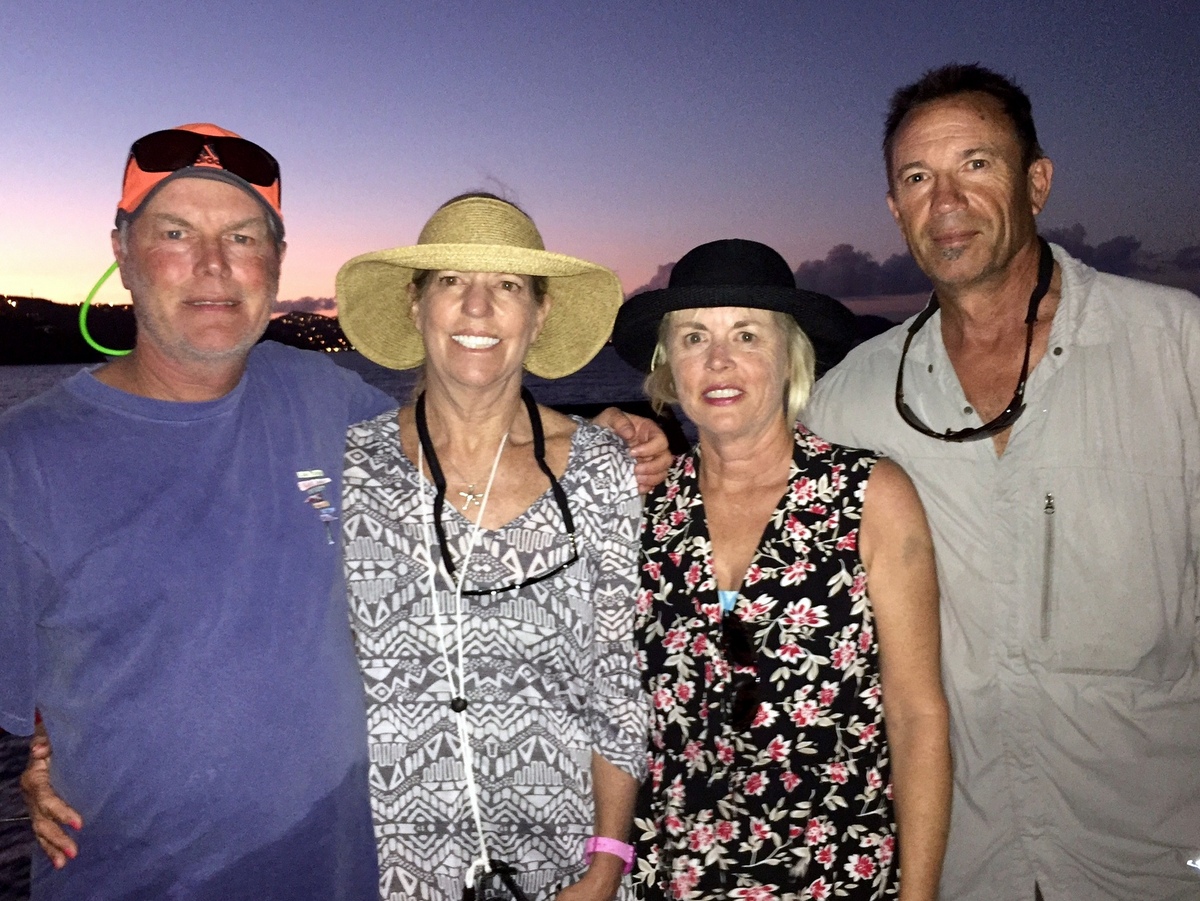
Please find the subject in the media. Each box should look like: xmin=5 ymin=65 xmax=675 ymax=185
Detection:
xmin=3 ymin=1 xmax=1198 ymax=306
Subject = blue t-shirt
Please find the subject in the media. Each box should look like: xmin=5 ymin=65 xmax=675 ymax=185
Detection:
xmin=0 ymin=342 xmax=394 ymax=900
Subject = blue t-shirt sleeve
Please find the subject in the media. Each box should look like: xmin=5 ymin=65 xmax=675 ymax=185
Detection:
xmin=321 ymin=357 xmax=394 ymax=424
xmin=324 ymin=357 xmax=394 ymax=424
xmin=258 ymin=342 xmax=395 ymax=426
xmin=0 ymin=485 xmax=43 ymax=736
xmin=351 ymin=377 xmax=395 ymax=423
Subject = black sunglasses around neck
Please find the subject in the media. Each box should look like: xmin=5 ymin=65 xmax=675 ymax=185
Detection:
xmin=416 ymin=388 xmax=579 ymax=596
xmin=894 ymin=237 xmax=1054 ymax=443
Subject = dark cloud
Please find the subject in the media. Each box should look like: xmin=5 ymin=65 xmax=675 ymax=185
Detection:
xmin=878 ymin=253 xmax=931 ymax=295
xmin=794 ymin=245 xmax=930 ymax=297
xmin=1041 ymin=224 xmax=1200 ymax=293
xmin=795 ymin=244 xmax=877 ymax=297
xmin=1041 ymin=224 xmax=1141 ymax=276
xmin=629 ymin=247 xmax=930 ymax=301
xmin=1041 ymin=223 xmax=1089 ymax=259
xmin=628 ymin=263 xmax=674 ymax=297
xmin=631 ymin=228 xmax=1200 ymax=304
xmin=1172 ymin=246 xmax=1200 ymax=272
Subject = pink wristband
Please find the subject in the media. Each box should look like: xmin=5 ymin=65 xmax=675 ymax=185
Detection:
xmin=584 ymin=836 xmax=635 ymax=875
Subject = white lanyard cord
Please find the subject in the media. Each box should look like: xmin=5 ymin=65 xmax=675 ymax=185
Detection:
xmin=418 ymin=430 xmax=508 ymax=883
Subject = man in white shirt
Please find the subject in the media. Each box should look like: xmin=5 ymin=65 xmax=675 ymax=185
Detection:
xmin=803 ymin=63 xmax=1200 ymax=901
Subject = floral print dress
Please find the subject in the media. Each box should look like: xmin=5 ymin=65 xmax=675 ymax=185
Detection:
xmin=633 ymin=425 xmax=897 ymax=901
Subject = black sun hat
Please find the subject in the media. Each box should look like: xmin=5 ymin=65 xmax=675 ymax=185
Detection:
xmin=611 ymin=238 xmax=859 ymax=373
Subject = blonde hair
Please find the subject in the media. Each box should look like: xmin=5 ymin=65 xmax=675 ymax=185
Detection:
xmin=644 ymin=309 xmax=816 ymax=422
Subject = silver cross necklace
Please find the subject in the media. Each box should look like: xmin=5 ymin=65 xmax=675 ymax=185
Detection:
xmin=443 ymin=457 xmax=498 ymax=511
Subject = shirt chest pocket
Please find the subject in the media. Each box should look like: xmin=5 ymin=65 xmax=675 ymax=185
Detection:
xmin=1036 ymin=465 xmax=1195 ymax=680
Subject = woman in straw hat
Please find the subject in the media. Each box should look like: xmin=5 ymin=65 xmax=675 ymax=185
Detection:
xmin=610 ymin=240 xmax=950 ymax=900
xmin=336 ymin=194 xmax=647 ymax=901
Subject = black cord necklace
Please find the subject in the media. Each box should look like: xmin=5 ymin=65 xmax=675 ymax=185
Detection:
xmin=414 ymin=386 xmax=577 ymax=594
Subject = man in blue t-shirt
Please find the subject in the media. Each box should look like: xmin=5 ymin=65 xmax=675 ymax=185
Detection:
xmin=0 ymin=123 xmax=393 ymax=900
xmin=1 ymin=124 xmax=668 ymax=899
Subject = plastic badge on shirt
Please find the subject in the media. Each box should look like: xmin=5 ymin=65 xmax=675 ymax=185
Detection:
xmin=296 ymin=469 xmax=337 ymax=545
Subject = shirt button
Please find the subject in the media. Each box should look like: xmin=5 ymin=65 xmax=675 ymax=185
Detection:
xmin=1053 ymin=346 xmax=1063 ymax=355
xmin=927 ymin=364 xmax=934 ymax=373
xmin=963 ymin=406 xmax=973 ymax=414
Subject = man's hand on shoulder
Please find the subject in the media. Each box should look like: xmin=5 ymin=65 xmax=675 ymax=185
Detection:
xmin=590 ymin=407 xmax=671 ymax=495
xmin=21 ymin=720 xmax=82 ymax=869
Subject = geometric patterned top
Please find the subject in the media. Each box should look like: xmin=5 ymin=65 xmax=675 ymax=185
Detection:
xmin=343 ymin=410 xmax=647 ymax=900
xmin=633 ymin=425 xmax=897 ymax=900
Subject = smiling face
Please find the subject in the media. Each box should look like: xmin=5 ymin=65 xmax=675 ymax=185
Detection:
xmin=666 ymin=306 xmax=790 ymax=444
xmin=114 ymin=177 xmax=283 ymax=367
xmin=411 ymin=270 xmax=549 ymax=394
xmin=886 ymin=92 xmax=1052 ymax=295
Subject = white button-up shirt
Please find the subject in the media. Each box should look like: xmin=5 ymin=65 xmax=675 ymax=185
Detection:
xmin=803 ymin=244 xmax=1200 ymax=900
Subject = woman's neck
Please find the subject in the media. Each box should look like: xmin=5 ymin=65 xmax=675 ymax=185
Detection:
xmin=418 ymin=374 xmax=528 ymax=454
xmin=698 ymin=416 xmax=794 ymax=495
xmin=698 ymin=415 xmax=795 ymax=592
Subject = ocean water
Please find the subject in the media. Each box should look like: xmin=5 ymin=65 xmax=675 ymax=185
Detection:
xmin=0 ymin=346 xmax=651 ymax=416
xmin=333 ymin=345 xmax=652 ymax=408
xmin=0 ymin=364 xmax=88 ymax=414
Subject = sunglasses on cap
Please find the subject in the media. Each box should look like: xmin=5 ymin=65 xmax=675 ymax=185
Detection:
xmin=129 ymin=129 xmax=281 ymax=189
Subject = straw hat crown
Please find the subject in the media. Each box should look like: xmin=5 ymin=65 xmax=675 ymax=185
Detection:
xmin=416 ymin=197 xmax=545 ymax=250
xmin=337 ymin=197 xmax=623 ymax=378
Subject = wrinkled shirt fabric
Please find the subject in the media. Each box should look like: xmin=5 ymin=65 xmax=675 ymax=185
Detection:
xmin=802 ymin=244 xmax=1200 ymax=900
xmin=0 ymin=343 xmax=392 ymax=900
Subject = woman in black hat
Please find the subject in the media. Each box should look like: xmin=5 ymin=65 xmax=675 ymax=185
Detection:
xmin=612 ymin=240 xmax=950 ymax=900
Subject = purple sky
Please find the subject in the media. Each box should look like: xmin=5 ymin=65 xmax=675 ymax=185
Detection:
xmin=3 ymin=1 xmax=1197 ymax=306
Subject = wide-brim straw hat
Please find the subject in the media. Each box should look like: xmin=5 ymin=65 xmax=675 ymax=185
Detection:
xmin=336 ymin=196 xmax=623 ymax=379
xmin=611 ymin=238 xmax=859 ymax=374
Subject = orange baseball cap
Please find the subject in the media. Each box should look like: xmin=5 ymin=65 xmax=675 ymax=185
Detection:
xmin=116 ymin=123 xmax=284 ymax=238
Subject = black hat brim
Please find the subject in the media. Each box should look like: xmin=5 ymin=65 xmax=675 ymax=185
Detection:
xmin=611 ymin=283 xmax=859 ymax=373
